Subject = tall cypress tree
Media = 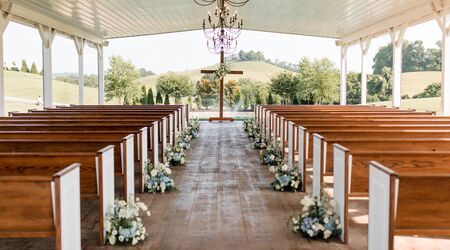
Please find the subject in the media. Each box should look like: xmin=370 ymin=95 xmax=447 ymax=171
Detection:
xmin=164 ymin=93 xmax=170 ymax=104
xmin=267 ymin=92 xmax=274 ymax=105
xmin=292 ymin=96 xmax=300 ymax=105
xmin=156 ymin=91 xmax=163 ymax=104
xmin=140 ymin=86 xmax=147 ymax=104
xmin=30 ymin=62 xmax=38 ymax=74
xmin=148 ymin=88 xmax=155 ymax=104
xmin=255 ymin=92 xmax=262 ymax=105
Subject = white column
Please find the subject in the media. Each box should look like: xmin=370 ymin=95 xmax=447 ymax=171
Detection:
xmin=360 ymin=38 xmax=371 ymax=105
xmin=340 ymin=45 xmax=348 ymax=105
xmin=390 ymin=27 xmax=406 ymax=108
xmin=74 ymin=37 xmax=85 ymax=105
xmin=38 ymin=25 xmax=56 ymax=108
xmin=438 ymin=12 xmax=450 ymax=115
xmin=0 ymin=11 xmax=10 ymax=116
xmin=96 ymin=44 xmax=104 ymax=105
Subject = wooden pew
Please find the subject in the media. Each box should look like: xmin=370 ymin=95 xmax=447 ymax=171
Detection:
xmin=332 ymin=147 xmax=450 ymax=243
xmin=368 ymin=161 xmax=450 ymax=250
xmin=0 ymin=137 xmax=134 ymax=199
xmin=0 ymin=147 xmax=115 ymax=244
xmin=0 ymin=163 xmax=82 ymax=249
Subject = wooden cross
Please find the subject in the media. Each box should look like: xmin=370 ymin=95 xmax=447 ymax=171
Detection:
xmin=201 ymin=52 xmax=243 ymax=122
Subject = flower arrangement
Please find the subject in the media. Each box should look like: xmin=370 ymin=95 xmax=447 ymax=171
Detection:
xmin=252 ymin=132 xmax=268 ymax=149
xmin=105 ymin=197 xmax=151 ymax=246
xmin=187 ymin=119 xmax=200 ymax=138
xmin=247 ymin=121 xmax=260 ymax=138
xmin=144 ymin=162 xmax=175 ymax=193
xmin=214 ymin=62 xmax=231 ymax=80
xmin=243 ymin=119 xmax=254 ymax=133
xmin=269 ymin=164 xmax=302 ymax=192
xmin=290 ymin=193 xmax=342 ymax=240
xmin=164 ymin=144 xmax=187 ymax=166
xmin=259 ymin=144 xmax=283 ymax=165
xmin=177 ymin=130 xmax=192 ymax=150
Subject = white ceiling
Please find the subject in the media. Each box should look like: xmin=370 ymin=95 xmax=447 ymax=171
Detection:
xmin=5 ymin=0 xmax=447 ymax=44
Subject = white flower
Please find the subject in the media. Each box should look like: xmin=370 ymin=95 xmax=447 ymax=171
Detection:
xmin=269 ymin=155 xmax=275 ymax=160
xmin=335 ymin=219 xmax=340 ymax=225
xmin=108 ymin=235 xmax=116 ymax=245
xmin=140 ymin=235 xmax=145 ymax=240
xmin=307 ymin=229 xmax=314 ymax=237
xmin=112 ymin=230 xmax=118 ymax=235
xmin=118 ymin=235 xmax=124 ymax=242
xmin=132 ymin=237 xmax=138 ymax=245
xmin=323 ymin=230 xmax=332 ymax=239
xmin=165 ymin=168 xmax=172 ymax=175
xmin=150 ymin=169 xmax=158 ymax=177
xmin=268 ymin=166 xmax=275 ymax=173
xmin=281 ymin=164 xmax=288 ymax=171
xmin=146 ymin=210 xmax=151 ymax=216
xmin=323 ymin=216 xmax=329 ymax=224
xmin=301 ymin=195 xmax=314 ymax=208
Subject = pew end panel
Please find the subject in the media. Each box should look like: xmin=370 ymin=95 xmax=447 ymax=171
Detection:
xmin=97 ymin=145 xmax=115 ymax=244
xmin=333 ymin=144 xmax=350 ymax=243
xmin=312 ymin=133 xmax=326 ymax=197
xmin=123 ymin=134 xmax=135 ymax=201
xmin=296 ymin=126 xmax=307 ymax=192
xmin=139 ymin=127 xmax=148 ymax=193
xmin=0 ymin=164 xmax=82 ymax=250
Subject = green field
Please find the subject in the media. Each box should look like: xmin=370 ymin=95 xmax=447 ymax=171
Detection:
xmin=139 ymin=61 xmax=291 ymax=90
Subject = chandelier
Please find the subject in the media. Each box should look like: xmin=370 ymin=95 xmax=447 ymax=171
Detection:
xmin=194 ymin=0 xmax=249 ymax=54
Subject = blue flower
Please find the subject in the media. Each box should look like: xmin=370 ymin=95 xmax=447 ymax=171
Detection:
xmin=278 ymin=175 xmax=291 ymax=187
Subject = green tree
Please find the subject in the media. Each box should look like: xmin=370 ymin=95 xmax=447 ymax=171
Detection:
xmin=10 ymin=61 xmax=19 ymax=71
xmin=297 ymin=57 xmax=339 ymax=104
xmin=147 ymin=88 xmax=155 ymax=104
xmin=267 ymin=92 xmax=274 ymax=104
xmin=30 ymin=62 xmax=38 ymax=74
xmin=164 ymin=93 xmax=170 ymax=104
xmin=105 ymin=56 xmax=141 ymax=104
xmin=347 ymin=72 xmax=361 ymax=104
xmin=195 ymin=96 xmax=202 ymax=110
xmin=292 ymin=96 xmax=300 ymax=104
xmin=367 ymin=67 xmax=393 ymax=102
xmin=239 ymin=78 xmax=268 ymax=110
xmin=413 ymin=82 xmax=441 ymax=98
xmin=21 ymin=59 xmax=29 ymax=73
xmin=156 ymin=91 xmax=163 ymax=104
xmin=196 ymin=76 xmax=219 ymax=109
xmin=156 ymin=72 xmax=194 ymax=104
xmin=140 ymin=85 xmax=147 ymax=104
xmin=270 ymin=71 xmax=298 ymax=104
xmin=188 ymin=96 xmax=193 ymax=110
xmin=255 ymin=92 xmax=262 ymax=105
xmin=224 ymin=80 xmax=241 ymax=108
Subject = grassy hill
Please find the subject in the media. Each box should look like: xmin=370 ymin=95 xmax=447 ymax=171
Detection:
xmin=401 ymin=71 xmax=440 ymax=97
xmin=139 ymin=61 xmax=292 ymax=90
xmin=4 ymin=71 xmax=104 ymax=114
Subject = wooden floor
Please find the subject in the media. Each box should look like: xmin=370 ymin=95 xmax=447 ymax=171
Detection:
xmin=1 ymin=122 xmax=450 ymax=249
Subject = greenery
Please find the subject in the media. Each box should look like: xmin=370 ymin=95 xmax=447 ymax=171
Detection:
xmin=140 ymin=85 xmax=147 ymax=104
xmin=147 ymin=88 xmax=154 ymax=104
xmin=224 ymin=80 xmax=241 ymax=108
xmin=30 ymin=62 xmax=38 ymax=74
xmin=413 ymin=82 xmax=441 ymax=98
xmin=55 ymin=74 xmax=98 ymax=88
xmin=156 ymin=73 xmax=194 ymax=104
xmin=373 ymin=40 xmax=441 ymax=74
xmin=164 ymin=93 xmax=170 ymax=104
xmin=267 ymin=92 xmax=274 ymax=104
xmin=105 ymin=56 xmax=141 ymax=104
xmin=21 ymin=59 xmax=29 ymax=73
xmin=270 ymin=71 xmax=298 ymax=104
xmin=156 ymin=91 xmax=163 ymax=104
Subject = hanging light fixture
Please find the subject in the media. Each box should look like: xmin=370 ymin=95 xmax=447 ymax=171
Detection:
xmin=194 ymin=0 xmax=249 ymax=54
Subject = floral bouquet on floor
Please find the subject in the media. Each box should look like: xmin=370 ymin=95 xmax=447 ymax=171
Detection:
xmin=187 ymin=119 xmax=200 ymax=138
xmin=144 ymin=162 xmax=175 ymax=193
xmin=269 ymin=164 xmax=302 ymax=192
xmin=105 ymin=197 xmax=151 ymax=246
xmin=290 ymin=193 xmax=342 ymax=240
xmin=164 ymin=144 xmax=187 ymax=166
xmin=243 ymin=119 xmax=254 ymax=133
xmin=177 ymin=130 xmax=192 ymax=149
xmin=252 ymin=132 xmax=269 ymax=149
xmin=248 ymin=122 xmax=261 ymax=138
xmin=259 ymin=144 xmax=283 ymax=165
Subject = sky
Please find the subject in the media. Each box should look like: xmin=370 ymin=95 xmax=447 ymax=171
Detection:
xmin=3 ymin=19 xmax=442 ymax=76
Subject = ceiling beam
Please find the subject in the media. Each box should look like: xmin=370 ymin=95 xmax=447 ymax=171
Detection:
xmin=7 ymin=1 xmax=105 ymax=45
xmin=338 ymin=0 xmax=450 ymax=46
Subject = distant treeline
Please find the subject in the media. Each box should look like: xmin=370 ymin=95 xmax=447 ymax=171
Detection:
xmin=227 ymin=50 xmax=298 ymax=72
xmin=55 ymin=75 xmax=98 ymax=88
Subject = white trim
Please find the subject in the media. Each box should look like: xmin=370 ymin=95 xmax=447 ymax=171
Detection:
xmin=74 ymin=36 xmax=85 ymax=105
xmin=38 ymin=24 xmax=56 ymax=108
xmin=340 ymin=45 xmax=348 ymax=105
xmin=96 ymin=44 xmax=104 ymax=104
